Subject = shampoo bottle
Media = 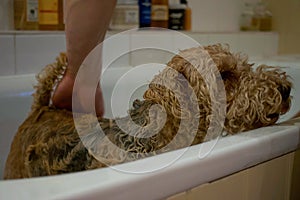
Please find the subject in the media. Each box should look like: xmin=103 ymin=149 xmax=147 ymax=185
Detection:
xmin=139 ymin=0 xmax=151 ymax=27
xmin=181 ymin=0 xmax=191 ymax=31
xmin=14 ymin=0 xmax=39 ymax=30
xmin=168 ymin=0 xmax=185 ymax=30
xmin=151 ymin=0 xmax=169 ymax=28
xmin=38 ymin=0 xmax=64 ymax=30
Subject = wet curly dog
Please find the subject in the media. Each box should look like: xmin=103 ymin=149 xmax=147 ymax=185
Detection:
xmin=4 ymin=44 xmax=292 ymax=179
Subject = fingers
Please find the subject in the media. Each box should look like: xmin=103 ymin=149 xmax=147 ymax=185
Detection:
xmin=52 ymin=75 xmax=105 ymax=117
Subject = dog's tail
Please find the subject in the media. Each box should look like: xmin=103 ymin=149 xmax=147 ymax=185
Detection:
xmin=31 ymin=53 xmax=67 ymax=111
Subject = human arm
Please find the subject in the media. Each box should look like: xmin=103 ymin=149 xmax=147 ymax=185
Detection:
xmin=52 ymin=0 xmax=116 ymax=117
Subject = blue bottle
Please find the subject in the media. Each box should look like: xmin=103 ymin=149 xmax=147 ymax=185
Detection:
xmin=139 ymin=0 xmax=151 ymax=27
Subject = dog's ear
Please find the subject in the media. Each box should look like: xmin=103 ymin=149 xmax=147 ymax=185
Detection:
xmin=220 ymin=70 xmax=236 ymax=81
xmin=214 ymin=53 xmax=239 ymax=81
xmin=25 ymin=143 xmax=50 ymax=177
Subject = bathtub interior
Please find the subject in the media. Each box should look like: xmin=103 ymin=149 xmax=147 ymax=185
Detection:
xmin=0 ymin=58 xmax=300 ymax=181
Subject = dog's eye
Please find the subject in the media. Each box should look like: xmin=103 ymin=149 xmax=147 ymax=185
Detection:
xmin=220 ymin=71 xmax=232 ymax=80
xmin=267 ymin=113 xmax=279 ymax=119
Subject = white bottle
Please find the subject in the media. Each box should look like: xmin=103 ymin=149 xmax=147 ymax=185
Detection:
xmin=110 ymin=0 xmax=139 ymax=30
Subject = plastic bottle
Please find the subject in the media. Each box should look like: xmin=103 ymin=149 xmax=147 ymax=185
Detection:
xmin=151 ymin=0 xmax=169 ymax=28
xmin=14 ymin=0 xmax=38 ymax=30
xmin=181 ymin=0 xmax=191 ymax=31
xmin=139 ymin=0 xmax=151 ymax=27
xmin=38 ymin=0 xmax=64 ymax=30
xmin=168 ymin=0 xmax=185 ymax=30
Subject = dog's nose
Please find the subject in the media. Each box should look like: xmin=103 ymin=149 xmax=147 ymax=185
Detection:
xmin=280 ymin=100 xmax=291 ymax=114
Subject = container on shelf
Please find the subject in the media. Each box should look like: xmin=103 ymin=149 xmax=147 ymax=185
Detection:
xmin=168 ymin=0 xmax=185 ymax=30
xmin=14 ymin=0 xmax=39 ymax=30
xmin=38 ymin=0 xmax=64 ymax=30
xmin=253 ymin=2 xmax=272 ymax=31
xmin=110 ymin=0 xmax=139 ymax=30
xmin=181 ymin=0 xmax=191 ymax=31
xmin=151 ymin=0 xmax=169 ymax=28
xmin=139 ymin=0 xmax=151 ymax=28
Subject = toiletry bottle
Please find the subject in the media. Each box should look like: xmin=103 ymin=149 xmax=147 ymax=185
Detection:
xmin=240 ymin=3 xmax=256 ymax=31
xmin=168 ymin=0 xmax=185 ymax=30
xmin=38 ymin=0 xmax=64 ymax=30
xmin=139 ymin=0 xmax=151 ymax=27
xmin=110 ymin=0 xmax=139 ymax=30
xmin=260 ymin=10 xmax=272 ymax=31
xmin=14 ymin=0 xmax=39 ymax=30
xmin=151 ymin=0 xmax=169 ymax=28
xmin=253 ymin=2 xmax=272 ymax=31
xmin=181 ymin=0 xmax=191 ymax=31
xmin=14 ymin=0 xmax=25 ymax=30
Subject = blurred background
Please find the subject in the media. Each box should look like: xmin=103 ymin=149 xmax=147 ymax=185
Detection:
xmin=0 ymin=0 xmax=299 ymax=54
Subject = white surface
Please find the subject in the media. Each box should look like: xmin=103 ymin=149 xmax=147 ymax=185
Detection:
xmin=0 ymin=61 xmax=300 ymax=199
xmin=188 ymin=0 xmax=261 ymax=32
xmin=15 ymin=34 xmax=66 ymax=74
xmin=0 ymin=31 xmax=280 ymax=77
xmin=0 ymin=35 xmax=15 ymax=75
xmin=0 ymin=126 xmax=299 ymax=200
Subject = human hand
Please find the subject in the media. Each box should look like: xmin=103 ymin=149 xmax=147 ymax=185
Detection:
xmin=52 ymin=73 xmax=104 ymax=117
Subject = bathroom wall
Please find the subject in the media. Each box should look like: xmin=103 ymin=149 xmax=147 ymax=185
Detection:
xmin=188 ymin=0 xmax=261 ymax=32
xmin=0 ymin=0 xmax=261 ymax=32
xmin=0 ymin=0 xmax=13 ymax=30
xmin=0 ymin=0 xmax=298 ymax=76
xmin=0 ymin=31 xmax=279 ymax=76
xmin=262 ymin=0 xmax=300 ymax=54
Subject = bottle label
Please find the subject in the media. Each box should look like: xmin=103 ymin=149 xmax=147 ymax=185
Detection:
xmin=39 ymin=0 xmax=58 ymax=25
xmin=169 ymin=8 xmax=185 ymax=30
xmin=26 ymin=0 xmax=38 ymax=22
xmin=125 ymin=9 xmax=139 ymax=24
xmin=151 ymin=5 xmax=168 ymax=21
xmin=139 ymin=0 xmax=151 ymax=26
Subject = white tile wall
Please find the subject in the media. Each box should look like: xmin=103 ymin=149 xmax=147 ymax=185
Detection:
xmin=130 ymin=29 xmax=175 ymax=67
xmin=236 ymin=32 xmax=278 ymax=57
xmin=188 ymin=0 xmax=262 ymax=32
xmin=15 ymin=34 xmax=66 ymax=74
xmin=0 ymin=35 xmax=15 ymax=75
xmin=216 ymin=0 xmax=243 ymax=32
xmin=0 ymin=0 xmax=14 ymax=30
xmin=0 ymin=31 xmax=279 ymax=76
xmin=189 ymin=0 xmax=220 ymax=32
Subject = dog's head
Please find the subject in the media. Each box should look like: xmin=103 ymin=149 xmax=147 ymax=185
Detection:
xmin=204 ymin=44 xmax=292 ymax=133
xmin=227 ymin=65 xmax=292 ymax=132
xmin=144 ymin=44 xmax=292 ymax=135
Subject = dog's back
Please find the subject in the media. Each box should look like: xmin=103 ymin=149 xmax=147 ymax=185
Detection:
xmin=3 ymin=54 xmax=73 ymax=179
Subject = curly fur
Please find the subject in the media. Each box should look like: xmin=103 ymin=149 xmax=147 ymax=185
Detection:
xmin=4 ymin=44 xmax=292 ymax=179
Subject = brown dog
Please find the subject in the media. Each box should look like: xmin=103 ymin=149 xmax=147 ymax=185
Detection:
xmin=4 ymin=44 xmax=292 ymax=179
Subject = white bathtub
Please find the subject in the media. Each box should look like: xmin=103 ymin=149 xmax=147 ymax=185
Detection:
xmin=0 ymin=58 xmax=300 ymax=200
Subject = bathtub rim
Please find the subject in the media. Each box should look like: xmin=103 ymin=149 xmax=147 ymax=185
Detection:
xmin=0 ymin=123 xmax=299 ymax=200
